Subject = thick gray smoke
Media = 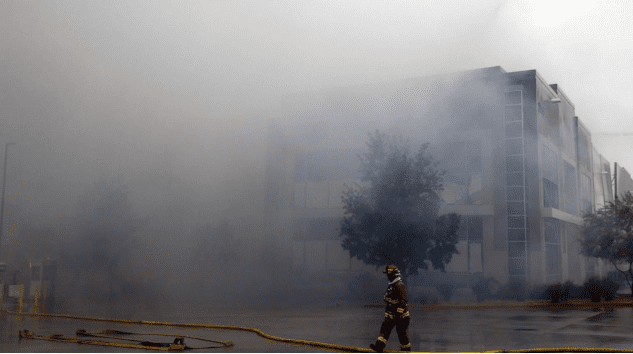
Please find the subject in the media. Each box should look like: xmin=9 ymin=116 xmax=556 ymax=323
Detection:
xmin=0 ymin=1 xmax=631 ymax=311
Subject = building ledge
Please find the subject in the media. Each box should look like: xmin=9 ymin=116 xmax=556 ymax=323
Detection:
xmin=542 ymin=207 xmax=583 ymax=225
xmin=439 ymin=204 xmax=494 ymax=216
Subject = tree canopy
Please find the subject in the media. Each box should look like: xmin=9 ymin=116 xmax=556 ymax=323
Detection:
xmin=339 ymin=130 xmax=461 ymax=279
xmin=581 ymin=191 xmax=633 ymax=295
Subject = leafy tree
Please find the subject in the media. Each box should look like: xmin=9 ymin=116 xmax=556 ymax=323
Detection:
xmin=580 ymin=191 xmax=633 ymax=296
xmin=339 ymin=130 xmax=461 ymax=281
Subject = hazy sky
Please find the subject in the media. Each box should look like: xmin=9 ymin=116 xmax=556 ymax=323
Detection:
xmin=1 ymin=0 xmax=632 ymax=226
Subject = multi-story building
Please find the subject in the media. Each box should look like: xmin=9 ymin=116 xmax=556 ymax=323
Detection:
xmin=264 ymin=66 xmax=621 ymax=294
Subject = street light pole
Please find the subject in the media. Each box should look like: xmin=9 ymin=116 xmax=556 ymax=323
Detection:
xmin=614 ymin=162 xmax=618 ymax=200
xmin=0 ymin=142 xmax=16 ymax=263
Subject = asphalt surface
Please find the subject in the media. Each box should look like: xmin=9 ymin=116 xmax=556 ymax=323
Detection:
xmin=3 ymin=301 xmax=633 ymax=352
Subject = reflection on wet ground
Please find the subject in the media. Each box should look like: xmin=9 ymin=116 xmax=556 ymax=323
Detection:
xmin=3 ymin=304 xmax=633 ymax=352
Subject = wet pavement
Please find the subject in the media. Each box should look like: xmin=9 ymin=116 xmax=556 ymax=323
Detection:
xmin=3 ymin=302 xmax=633 ymax=352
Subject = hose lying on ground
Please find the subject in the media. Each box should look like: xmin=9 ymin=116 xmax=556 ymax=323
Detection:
xmin=76 ymin=328 xmax=232 ymax=350
xmin=6 ymin=308 xmax=633 ymax=353
xmin=19 ymin=329 xmax=190 ymax=351
xmin=4 ymin=309 xmax=374 ymax=352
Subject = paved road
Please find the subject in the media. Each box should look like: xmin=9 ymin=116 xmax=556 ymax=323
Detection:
xmin=3 ymin=303 xmax=633 ymax=352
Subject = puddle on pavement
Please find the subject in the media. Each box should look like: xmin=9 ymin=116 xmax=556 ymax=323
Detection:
xmin=587 ymin=309 xmax=615 ymax=323
xmin=508 ymin=315 xmax=533 ymax=321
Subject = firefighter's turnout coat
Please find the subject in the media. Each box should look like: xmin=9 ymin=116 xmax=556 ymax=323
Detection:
xmin=383 ymin=278 xmax=409 ymax=319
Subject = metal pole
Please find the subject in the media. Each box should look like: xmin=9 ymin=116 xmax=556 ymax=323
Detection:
xmin=614 ymin=162 xmax=618 ymax=200
xmin=0 ymin=142 xmax=16 ymax=263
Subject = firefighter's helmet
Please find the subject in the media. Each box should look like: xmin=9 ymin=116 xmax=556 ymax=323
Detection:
xmin=383 ymin=265 xmax=400 ymax=276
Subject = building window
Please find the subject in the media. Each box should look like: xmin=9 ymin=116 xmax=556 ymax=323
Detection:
xmin=506 ymin=138 xmax=523 ymax=156
xmin=440 ymin=140 xmax=483 ymax=205
xmin=578 ymin=130 xmax=591 ymax=170
xmin=544 ymin=218 xmax=561 ymax=283
xmin=294 ymin=218 xmax=340 ymax=241
xmin=505 ymin=105 xmax=522 ymax=122
xmin=505 ymin=89 xmax=527 ymax=282
xmin=294 ymin=150 xmax=363 ymax=183
xmin=580 ymin=174 xmax=592 ymax=216
xmin=508 ymin=241 xmax=525 ymax=258
xmin=458 ymin=217 xmax=483 ymax=242
xmin=505 ymin=91 xmax=522 ymax=105
xmin=563 ymin=161 xmax=578 ymax=215
xmin=31 ymin=266 xmax=40 ymax=281
xmin=506 ymin=187 xmax=524 ymax=201
xmin=507 ymin=173 xmax=524 ymax=187
xmin=294 ymin=153 xmax=328 ymax=182
xmin=543 ymin=179 xmax=559 ymax=209
xmin=505 ymin=122 xmax=523 ymax=138
xmin=506 ymin=156 xmax=523 ymax=173
xmin=456 ymin=216 xmax=484 ymax=272
xmin=542 ymin=145 xmax=559 ymax=209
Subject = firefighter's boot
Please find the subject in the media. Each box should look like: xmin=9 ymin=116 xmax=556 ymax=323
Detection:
xmin=370 ymin=339 xmax=386 ymax=353
xmin=400 ymin=342 xmax=412 ymax=351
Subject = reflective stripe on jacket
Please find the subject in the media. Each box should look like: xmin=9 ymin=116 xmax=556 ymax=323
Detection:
xmin=383 ymin=280 xmax=409 ymax=317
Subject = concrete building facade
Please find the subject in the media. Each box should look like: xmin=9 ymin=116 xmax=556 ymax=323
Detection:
xmin=264 ymin=66 xmax=621 ymax=293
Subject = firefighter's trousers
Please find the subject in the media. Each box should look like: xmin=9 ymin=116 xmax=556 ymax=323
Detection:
xmin=377 ymin=314 xmax=410 ymax=350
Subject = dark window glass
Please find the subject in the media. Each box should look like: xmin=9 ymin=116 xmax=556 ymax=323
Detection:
xmin=505 ymin=105 xmax=522 ymax=122
xmin=457 ymin=218 xmax=468 ymax=241
xmin=578 ymin=131 xmax=591 ymax=170
xmin=507 ymin=202 xmax=525 ymax=216
xmin=544 ymin=218 xmax=560 ymax=244
xmin=306 ymin=153 xmax=328 ymax=182
xmin=505 ymin=91 xmax=522 ymax=105
xmin=506 ymin=138 xmax=523 ymax=156
xmin=543 ymin=178 xmax=559 ymax=208
xmin=507 ymin=173 xmax=524 ymax=187
xmin=329 ymin=149 xmax=363 ymax=180
xmin=458 ymin=217 xmax=484 ymax=242
xmin=563 ymin=161 xmax=578 ymax=214
xmin=580 ymin=174 xmax=592 ymax=215
xmin=507 ymin=187 xmax=524 ymax=201
xmin=508 ymin=216 xmax=525 ymax=229
xmin=295 ymin=218 xmax=341 ymax=240
xmin=542 ymin=145 xmax=559 ymax=181
xmin=505 ymin=122 xmax=522 ymax=138
xmin=508 ymin=258 xmax=526 ymax=275
xmin=43 ymin=265 xmax=55 ymax=281
xmin=31 ymin=266 xmax=40 ymax=281
xmin=508 ymin=241 xmax=526 ymax=258
xmin=508 ymin=229 xmax=526 ymax=241
xmin=546 ymin=244 xmax=561 ymax=276
xmin=538 ymin=102 xmax=545 ymax=116
xmin=468 ymin=217 xmax=483 ymax=242
xmin=506 ymin=156 xmax=523 ymax=172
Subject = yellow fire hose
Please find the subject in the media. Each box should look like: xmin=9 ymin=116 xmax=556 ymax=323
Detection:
xmin=5 ymin=308 xmax=633 ymax=353
xmin=19 ymin=329 xmax=189 ymax=351
xmin=76 ymin=328 xmax=231 ymax=349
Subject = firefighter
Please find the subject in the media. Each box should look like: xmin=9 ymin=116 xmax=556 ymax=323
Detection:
xmin=370 ymin=265 xmax=411 ymax=352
